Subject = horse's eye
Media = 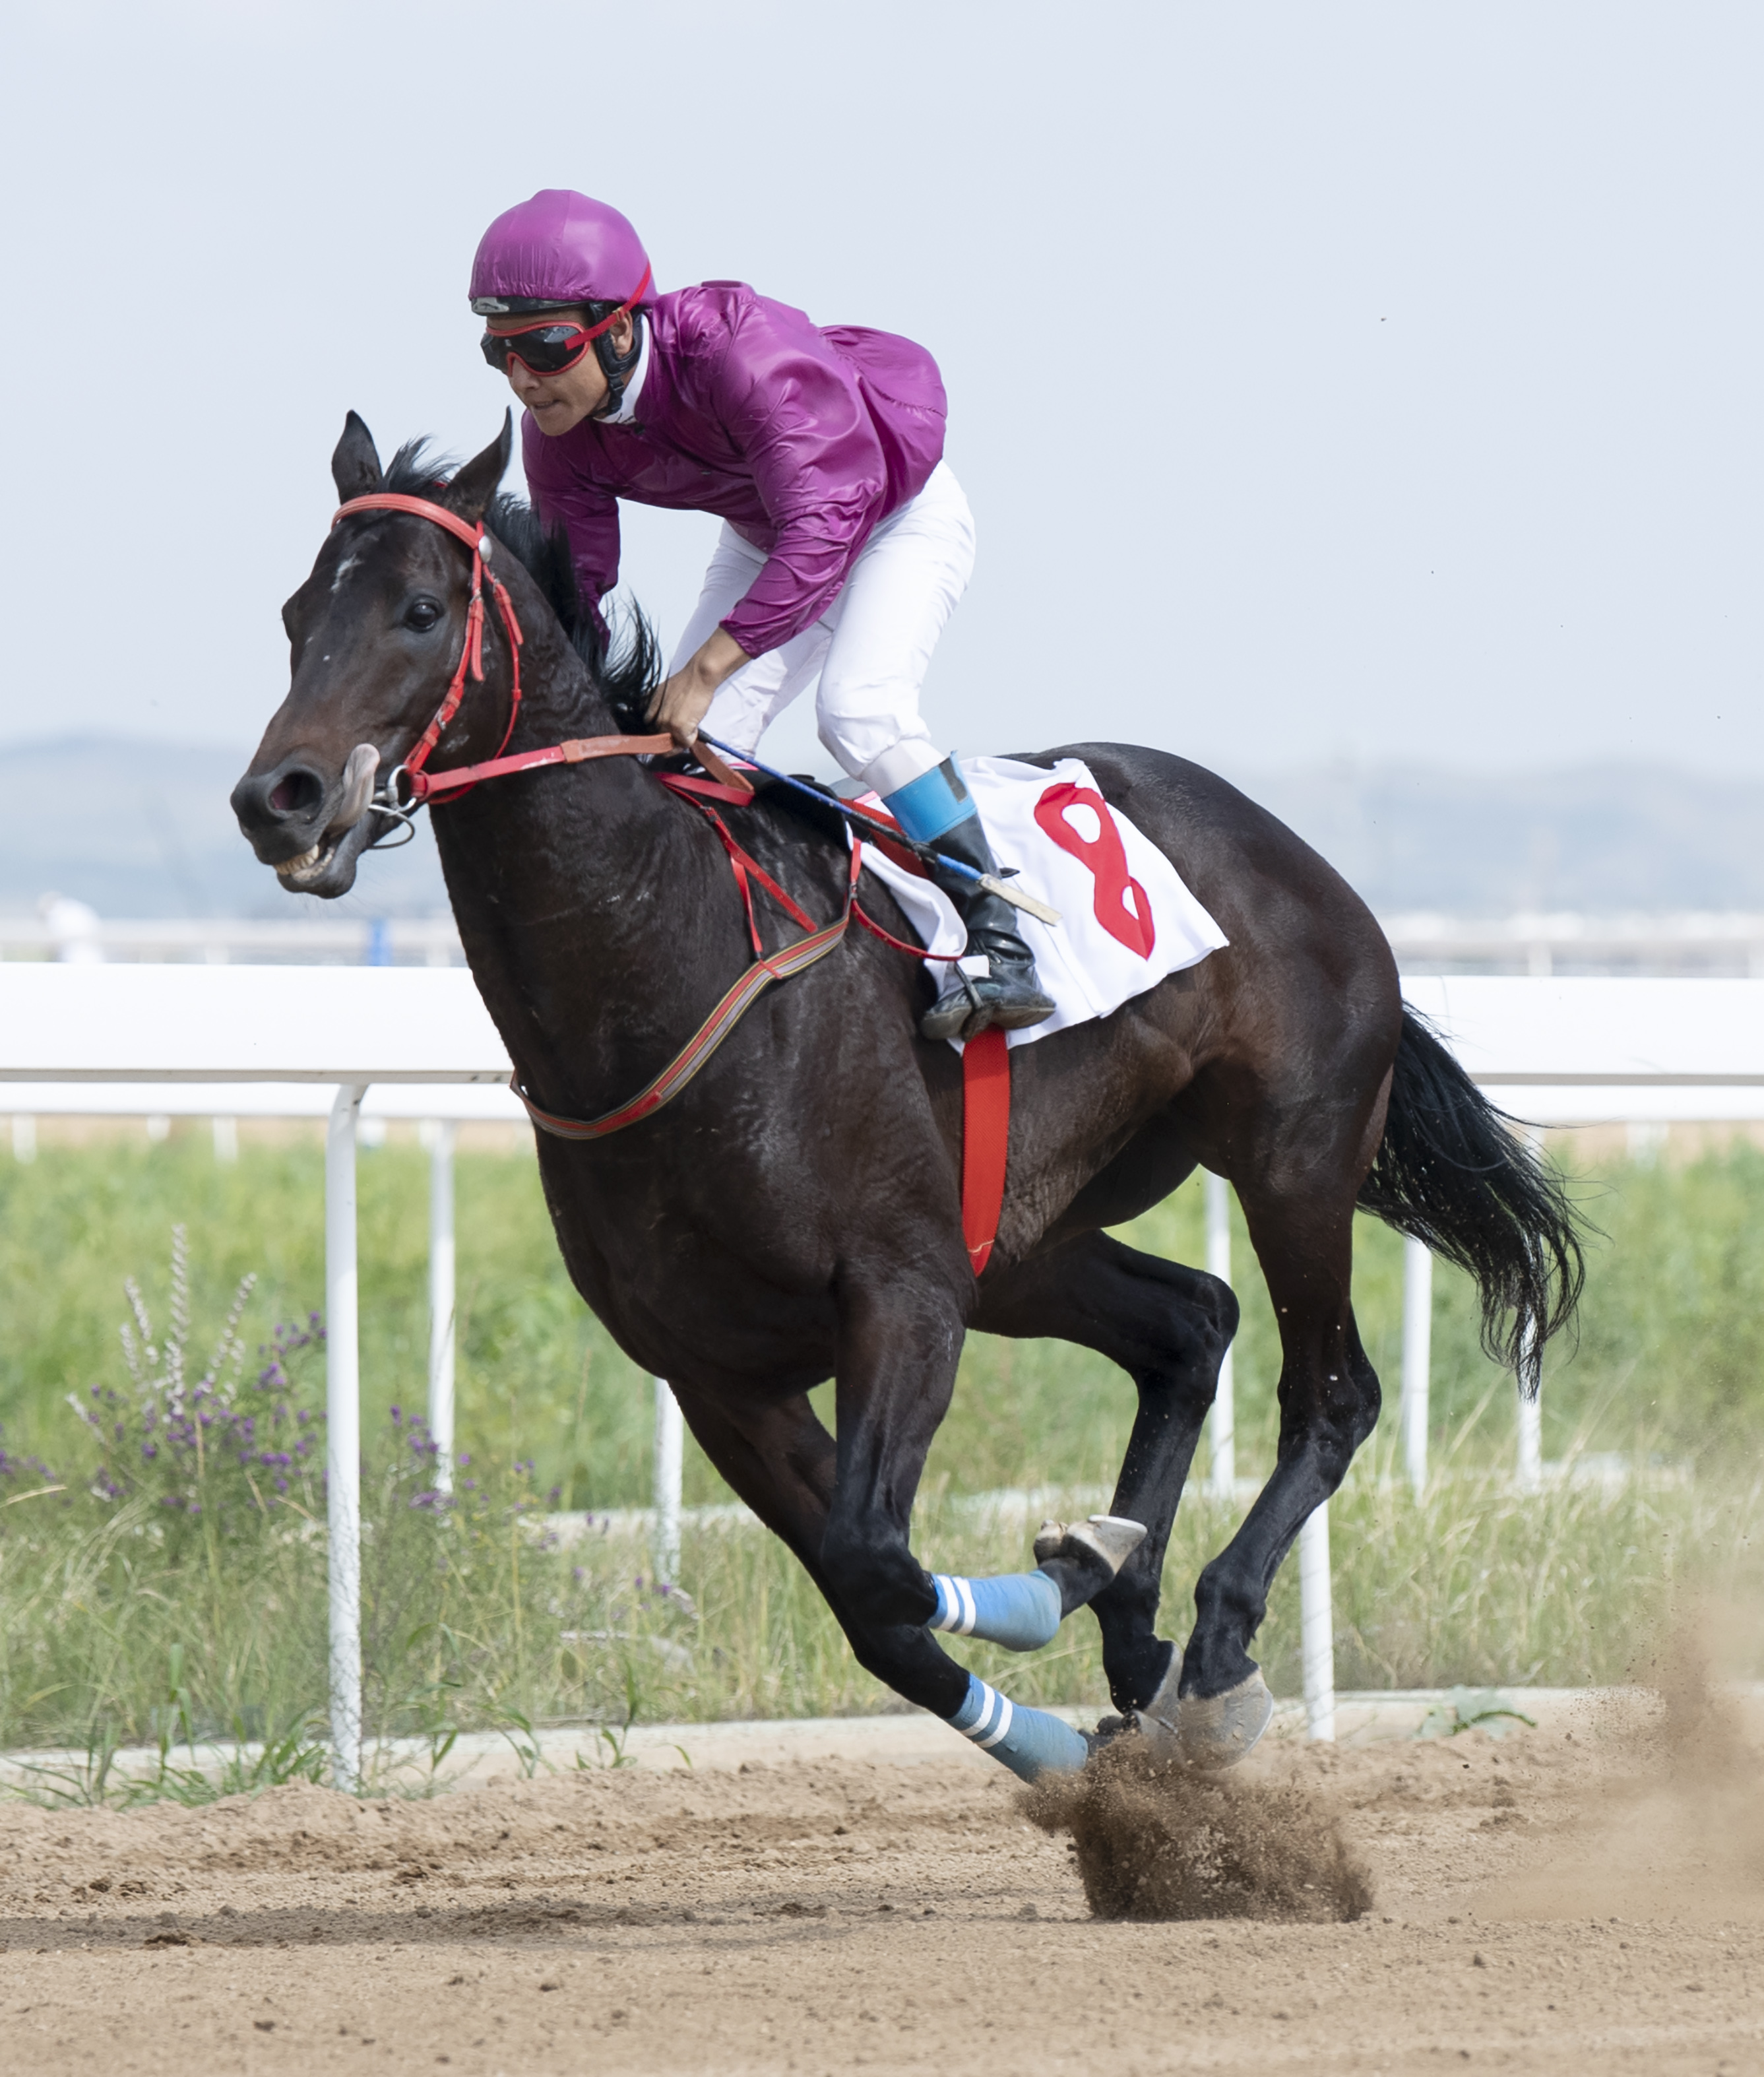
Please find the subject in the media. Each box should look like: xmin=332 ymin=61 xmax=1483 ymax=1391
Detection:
xmin=404 ymin=596 xmax=443 ymax=633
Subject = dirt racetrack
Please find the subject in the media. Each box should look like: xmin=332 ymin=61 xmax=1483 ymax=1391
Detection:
xmin=2 ymin=1704 xmax=1761 ymax=2076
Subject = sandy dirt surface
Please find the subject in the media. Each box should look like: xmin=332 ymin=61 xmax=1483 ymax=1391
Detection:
xmin=2 ymin=1704 xmax=1761 ymax=2076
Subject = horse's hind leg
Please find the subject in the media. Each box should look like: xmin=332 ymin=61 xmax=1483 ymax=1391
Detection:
xmin=974 ymin=1230 xmax=1237 ymax=1715
xmin=1176 ymin=1169 xmax=1381 ymax=1760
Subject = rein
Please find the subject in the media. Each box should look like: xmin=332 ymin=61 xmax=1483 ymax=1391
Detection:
xmin=334 ymin=489 xmax=1009 ymax=1269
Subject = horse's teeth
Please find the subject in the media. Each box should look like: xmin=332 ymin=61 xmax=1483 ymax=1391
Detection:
xmin=278 ymin=845 xmax=322 ymax=877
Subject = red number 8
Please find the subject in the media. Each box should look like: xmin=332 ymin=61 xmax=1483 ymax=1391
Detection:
xmin=1032 ymin=782 xmax=1156 ymax=959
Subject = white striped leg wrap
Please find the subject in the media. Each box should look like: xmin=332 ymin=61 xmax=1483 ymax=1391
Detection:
xmin=954 ymin=1680 xmax=1015 ymax=1750
xmin=930 ymin=1574 xmax=978 ymax=1637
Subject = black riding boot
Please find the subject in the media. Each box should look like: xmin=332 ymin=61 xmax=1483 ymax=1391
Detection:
xmin=920 ymin=814 xmax=1057 ymax=1043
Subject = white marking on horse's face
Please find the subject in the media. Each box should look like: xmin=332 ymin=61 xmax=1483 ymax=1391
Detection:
xmin=331 ymin=553 xmax=361 ymax=594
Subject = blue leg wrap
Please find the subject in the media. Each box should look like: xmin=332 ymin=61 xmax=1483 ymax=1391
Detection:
xmin=947 ymin=1673 xmax=1090 ymax=1782
xmin=929 ymin=1569 xmax=1062 ymax=1653
xmin=883 ymin=759 xmax=979 ymax=845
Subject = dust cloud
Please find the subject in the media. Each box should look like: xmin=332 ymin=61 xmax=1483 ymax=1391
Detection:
xmin=1024 ymin=1737 xmax=1372 ymax=1923
xmin=1486 ymin=1616 xmax=1764 ymax=1926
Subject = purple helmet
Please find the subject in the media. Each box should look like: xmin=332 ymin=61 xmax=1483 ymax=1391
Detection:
xmin=469 ymin=190 xmax=653 ymax=317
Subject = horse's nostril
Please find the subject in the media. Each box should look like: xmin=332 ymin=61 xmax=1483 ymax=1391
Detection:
xmin=269 ymin=770 xmax=324 ymax=815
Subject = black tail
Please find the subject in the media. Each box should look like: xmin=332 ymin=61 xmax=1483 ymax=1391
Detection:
xmin=1358 ymin=1008 xmax=1586 ymax=1395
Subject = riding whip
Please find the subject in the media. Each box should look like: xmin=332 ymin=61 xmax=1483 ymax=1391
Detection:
xmin=696 ymin=734 xmax=1061 ymax=928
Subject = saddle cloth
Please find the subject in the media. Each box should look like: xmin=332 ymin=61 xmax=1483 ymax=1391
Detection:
xmin=856 ymin=755 xmax=1230 ymax=1048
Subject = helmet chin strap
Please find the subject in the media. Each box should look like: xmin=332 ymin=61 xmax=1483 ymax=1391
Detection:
xmin=591 ymin=310 xmax=645 ymax=420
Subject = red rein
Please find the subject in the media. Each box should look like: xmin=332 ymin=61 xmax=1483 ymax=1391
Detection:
xmin=328 ymin=490 xmax=1010 ymax=1272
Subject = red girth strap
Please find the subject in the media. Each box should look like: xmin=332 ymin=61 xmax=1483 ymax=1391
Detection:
xmin=961 ymin=1029 xmax=1011 ymax=1274
xmin=331 ymin=492 xmax=528 ymax=796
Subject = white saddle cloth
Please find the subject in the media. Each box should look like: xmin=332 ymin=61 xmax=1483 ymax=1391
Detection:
xmin=856 ymin=755 xmax=1230 ymax=1049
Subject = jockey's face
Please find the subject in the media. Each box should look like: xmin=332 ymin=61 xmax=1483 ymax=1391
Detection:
xmin=488 ymin=308 xmax=637 ymax=437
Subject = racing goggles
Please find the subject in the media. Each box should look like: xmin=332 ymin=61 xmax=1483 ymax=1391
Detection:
xmin=480 ymin=320 xmax=600 ymax=377
xmin=479 ymin=267 xmax=653 ymax=377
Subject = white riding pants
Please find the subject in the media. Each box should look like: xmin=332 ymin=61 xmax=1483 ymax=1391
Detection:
xmin=670 ymin=459 xmax=976 ymax=796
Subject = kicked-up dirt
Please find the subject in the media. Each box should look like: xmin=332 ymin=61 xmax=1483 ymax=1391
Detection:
xmin=1 ymin=1702 xmax=1761 ymax=2075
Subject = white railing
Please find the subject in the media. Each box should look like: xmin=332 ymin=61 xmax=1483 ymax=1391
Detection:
xmin=0 ymin=964 xmax=511 ymax=1791
xmin=1385 ymin=910 xmax=1764 ymax=976
xmin=11 ymin=906 xmax=1764 ymax=976
xmin=6 ymin=967 xmax=1764 ymax=1763
xmin=3 ymin=907 xmax=462 ymax=965
xmin=10 ymin=905 xmax=1761 ymax=976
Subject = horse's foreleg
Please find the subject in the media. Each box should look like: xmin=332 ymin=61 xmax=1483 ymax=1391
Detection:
xmin=1175 ymin=1185 xmax=1379 ymax=1763
xmin=666 ymin=1383 xmax=840 ymax=1580
xmin=818 ymin=1273 xmax=1090 ymax=1781
xmin=976 ymin=1231 xmax=1235 ymax=1713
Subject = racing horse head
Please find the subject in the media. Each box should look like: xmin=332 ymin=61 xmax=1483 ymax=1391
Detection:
xmin=230 ymin=412 xmax=524 ymax=899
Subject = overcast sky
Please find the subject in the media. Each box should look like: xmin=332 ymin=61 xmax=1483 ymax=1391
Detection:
xmin=3 ymin=1 xmax=1759 ymax=782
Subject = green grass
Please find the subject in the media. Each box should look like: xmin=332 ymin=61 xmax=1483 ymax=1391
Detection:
xmin=3 ymin=1130 xmax=1763 ymax=1765
xmin=9 ymin=1130 xmax=1764 ymax=1500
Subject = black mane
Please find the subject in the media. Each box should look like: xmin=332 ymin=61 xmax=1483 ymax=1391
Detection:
xmin=383 ymin=438 xmax=662 ymax=730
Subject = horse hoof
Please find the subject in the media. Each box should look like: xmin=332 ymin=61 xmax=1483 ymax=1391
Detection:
xmin=1178 ymin=1671 xmax=1275 ymax=1770
xmin=1130 ymin=1651 xmax=1183 ymax=1758
xmin=1032 ymin=1513 xmax=1147 ymax=1574
xmin=1130 ymin=1662 xmax=1273 ymax=1769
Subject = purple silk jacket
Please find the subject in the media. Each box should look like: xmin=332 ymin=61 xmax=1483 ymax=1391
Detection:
xmin=521 ymin=282 xmax=947 ymax=656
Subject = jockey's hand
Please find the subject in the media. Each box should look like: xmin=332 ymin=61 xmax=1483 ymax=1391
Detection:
xmin=647 ymin=628 xmax=751 ymax=752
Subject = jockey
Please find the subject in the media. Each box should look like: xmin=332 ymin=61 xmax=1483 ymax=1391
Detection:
xmin=469 ymin=188 xmax=1054 ymax=1043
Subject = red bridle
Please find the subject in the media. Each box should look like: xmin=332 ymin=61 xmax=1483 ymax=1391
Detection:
xmin=331 ymin=492 xmax=546 ymax=802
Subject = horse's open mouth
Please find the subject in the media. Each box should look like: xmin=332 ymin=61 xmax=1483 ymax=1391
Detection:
xmin=248 ymin=744 xmax=383 ymax=898
xmin=276 ymin=839 xmax=334 ymax=885
xmin=269 ymin=806 xmax=381 ymax=898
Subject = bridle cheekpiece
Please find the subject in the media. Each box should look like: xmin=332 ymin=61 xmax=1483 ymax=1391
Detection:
xmin=330 ymin=492 xmax=527 ymax=810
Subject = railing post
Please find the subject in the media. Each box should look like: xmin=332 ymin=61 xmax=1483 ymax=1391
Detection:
xmin=1204 ymin=1172 xmax=1236 ymax=1496
xmin=326 ymin=1083 xmax=367 ymax=1793
xmin=1299 ymin=1502 xmax=1335 ymax=1741
xmin=1401 ymin=1235 xmax=1432 ymax=1494
xmin=1514 ymin=1121 xmax=1546 ymax=1494
xmin=653 ymin=1377 xmax=683 ymax=1585
xmin=1517 ymin=1391 xmax=1543 ymax=1493
xmin=426 ymin=1120 xmax=457 ymax=1493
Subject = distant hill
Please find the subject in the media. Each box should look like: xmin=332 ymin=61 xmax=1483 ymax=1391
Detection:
xmin=1231 ymin=761 xmax=1764 ymax=914
xmin=0 ymin=736 xmax=448 ymax=918
xmin=2 ymin=735 xmax=1759 ymax=920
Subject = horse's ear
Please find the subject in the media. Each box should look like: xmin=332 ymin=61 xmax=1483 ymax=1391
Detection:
xmin=332 ymin=412 xmax=383 ymax=502
xmin=443 ymin=411 xmax=513 ymax=525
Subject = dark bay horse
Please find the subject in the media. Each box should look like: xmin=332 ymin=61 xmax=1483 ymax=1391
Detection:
xmin=233 ymin=414 xmax=1582 ymax=1776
